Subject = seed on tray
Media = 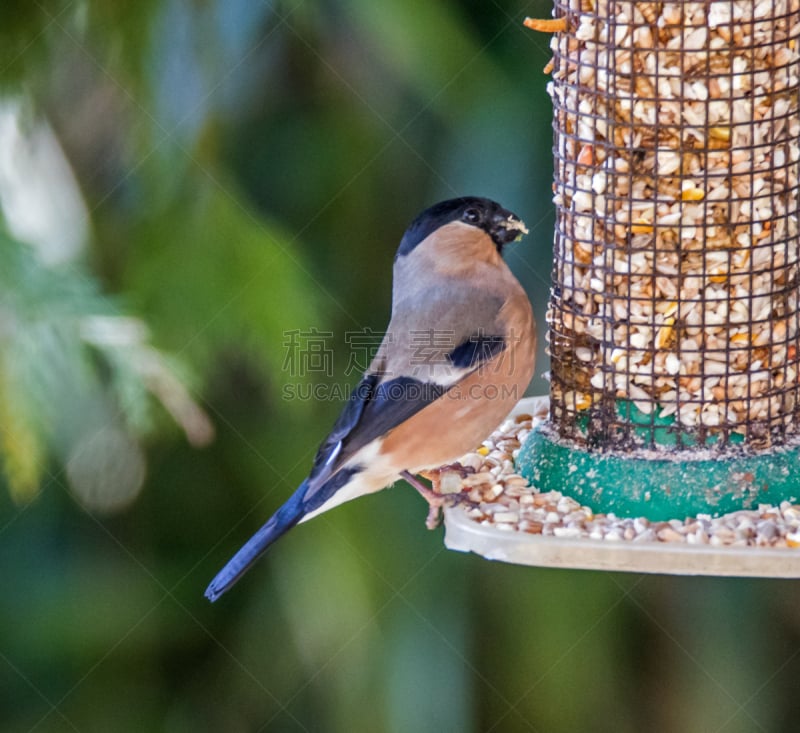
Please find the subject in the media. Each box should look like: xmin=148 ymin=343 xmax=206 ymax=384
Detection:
xmin=442 ymin=411 xmax=800 ymax=550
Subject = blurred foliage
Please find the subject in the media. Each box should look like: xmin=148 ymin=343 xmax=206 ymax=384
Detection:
xmin=0 ymin=217 xmax=211 ymax=508
xmin=2 ymin=1 xmax=800 ymax=732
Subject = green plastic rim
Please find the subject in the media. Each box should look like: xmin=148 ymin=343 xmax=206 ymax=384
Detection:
xmin=516 ymin=424 xmax=800 ymax=521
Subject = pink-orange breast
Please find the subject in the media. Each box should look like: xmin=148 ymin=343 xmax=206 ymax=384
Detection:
xmin=378 ymin=291 xmax=536 ymax=472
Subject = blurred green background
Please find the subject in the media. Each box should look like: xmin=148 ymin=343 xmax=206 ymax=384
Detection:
xmin=1 ymin=1 xmax=800 ymax=731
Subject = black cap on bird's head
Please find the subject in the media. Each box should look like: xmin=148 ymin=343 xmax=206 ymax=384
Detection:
xmin=395 ymin=196 xmax=529 ymax=259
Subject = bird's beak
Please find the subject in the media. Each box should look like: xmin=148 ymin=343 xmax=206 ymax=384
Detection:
xmin=491 ymin=212 xmax=529 ymax=246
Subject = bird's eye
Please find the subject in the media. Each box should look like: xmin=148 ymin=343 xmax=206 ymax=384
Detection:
xmin=462 ymin=207 xmax=481 ymax=224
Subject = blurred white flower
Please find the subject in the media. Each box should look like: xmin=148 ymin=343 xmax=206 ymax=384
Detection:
xmin=0 ymin=99 xmax=89 ymax=265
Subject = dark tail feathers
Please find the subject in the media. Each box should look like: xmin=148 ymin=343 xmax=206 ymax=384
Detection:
xmin=204 ymin=480 xmax=309 ymax=602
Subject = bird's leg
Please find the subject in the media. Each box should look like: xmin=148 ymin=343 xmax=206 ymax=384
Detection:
xmin=400 ymin=470 xmax=446 ymax=529
xmin=400 ymin=469 xmax=442 ymax=503
xmin=400 ymin=468 xmax=478 ymax=529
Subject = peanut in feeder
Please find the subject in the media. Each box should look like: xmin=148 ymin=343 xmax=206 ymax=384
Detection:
xmin=524 ymin=0 xmax=800 ymax=518
xmin=443 ymin=0 xmax=800 ymax=576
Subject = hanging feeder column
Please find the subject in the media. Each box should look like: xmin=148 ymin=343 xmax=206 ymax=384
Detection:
xmin=519 ymin=0 xmax=800 ymax=518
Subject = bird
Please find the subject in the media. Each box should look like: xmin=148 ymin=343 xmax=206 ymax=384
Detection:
xmin=205 ymin=196 xmax=537 ymax=601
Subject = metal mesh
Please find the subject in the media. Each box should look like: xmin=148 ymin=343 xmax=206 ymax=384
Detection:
xmin=547 ymin=0 xmax=800 ymax=451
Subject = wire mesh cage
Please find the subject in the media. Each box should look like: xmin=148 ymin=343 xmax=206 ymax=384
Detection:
xmin=546 ymin=0 xmax=800 ymax=452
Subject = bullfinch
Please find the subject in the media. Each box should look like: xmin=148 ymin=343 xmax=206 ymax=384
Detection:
xmin=205 ymin=196 xmax=536 ymax=601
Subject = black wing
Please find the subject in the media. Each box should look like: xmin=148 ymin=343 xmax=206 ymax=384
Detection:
xmin=447 ymin=334 xmax=505 ymax=369
xmin=307 ymin=372 xmax=380 ymax=486
xmin=304 ymin=332 xmax=506 ymax=495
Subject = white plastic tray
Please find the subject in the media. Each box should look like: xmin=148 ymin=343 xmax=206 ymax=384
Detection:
xmin=444 ymin=505 xmax=800 ymax=577
xmin=443 ymin=396 xmax=800 ymax=577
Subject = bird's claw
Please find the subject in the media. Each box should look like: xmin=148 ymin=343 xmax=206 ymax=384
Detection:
xmin=400 ymin=469 xmax=476 ymax=530
xmin=425 ymin=503 xmax=443 ymax=530
xmin=423 ymin=490 xmax=475 ymax=529
xmin=421 ymin=462 xmax=475 ymax=488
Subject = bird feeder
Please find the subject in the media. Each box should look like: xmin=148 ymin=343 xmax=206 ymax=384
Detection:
xmin=444 ymin=0 xmax=800 ymax=575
